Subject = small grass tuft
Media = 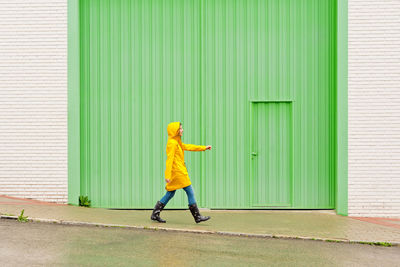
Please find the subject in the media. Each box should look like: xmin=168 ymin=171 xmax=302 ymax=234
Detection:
xmin=17 ymin=209 xmax=28 ymax=223
xmin=79 ymin=196 xmax=91 ymax=207
xmin=358 ymin=241 xmax=392 ymax=247
xmin=325 ymin=239 xmax=341 ymax=243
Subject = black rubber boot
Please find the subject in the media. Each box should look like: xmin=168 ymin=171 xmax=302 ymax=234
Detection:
xmin=151 ymin=201 xmax=166 ymax=223
xmin=188 ymin=203 xmax=210 ymax=223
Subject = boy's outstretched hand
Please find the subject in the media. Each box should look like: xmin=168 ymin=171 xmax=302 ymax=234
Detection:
xmin=206 ymin=145 xmax=212 ymax=150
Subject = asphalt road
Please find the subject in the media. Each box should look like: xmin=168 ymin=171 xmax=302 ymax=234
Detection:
xmin=1 ymin=219 xmax=399 ymax=266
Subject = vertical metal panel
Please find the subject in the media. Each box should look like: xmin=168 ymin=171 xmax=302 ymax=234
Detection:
xmin=201 ymin=0 xmax=336 ymax=209
xmin=336 ymin=0 xmax=348 ymax=215
xmin=80 ymin=0 xmax=202 ymax=208
xmin=79 ymin=0 xmax=336 ymax=209
xmin=68 ymin=0 xmax=80 ymax=205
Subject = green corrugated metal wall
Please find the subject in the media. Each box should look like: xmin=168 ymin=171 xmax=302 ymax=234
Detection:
xmin=79 ymin=0 xmax=336 ymax=209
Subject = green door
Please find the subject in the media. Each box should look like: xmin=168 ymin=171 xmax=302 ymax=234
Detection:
xmin=251 ymin=102 xmax=293 ymax=207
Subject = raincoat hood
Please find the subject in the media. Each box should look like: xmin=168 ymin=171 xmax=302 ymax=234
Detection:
xmin=167 ymin=122 xmax=181 ymax=138
xmin=167 ymin=121 xmax=183 ymax=148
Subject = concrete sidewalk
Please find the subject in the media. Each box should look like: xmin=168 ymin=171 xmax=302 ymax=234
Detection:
xmin=1 ymin=195 xmax=400 ymax=245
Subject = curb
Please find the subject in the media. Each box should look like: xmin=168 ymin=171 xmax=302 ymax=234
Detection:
xmin=1 ymin=215 xmax=398 ymax=247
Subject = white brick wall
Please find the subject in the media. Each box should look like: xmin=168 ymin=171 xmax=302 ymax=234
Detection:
xmin=348 ymin=0 xmax=400 ymax=217
xmin=0 ymin=0 xmax=67 ymax=203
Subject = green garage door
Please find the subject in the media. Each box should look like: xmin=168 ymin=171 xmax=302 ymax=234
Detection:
xmin=78 ymin=0 xmax=336 ymax=209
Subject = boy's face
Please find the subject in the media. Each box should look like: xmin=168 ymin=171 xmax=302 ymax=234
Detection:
xmin=179 ymin=125 xmax=183 ymax=136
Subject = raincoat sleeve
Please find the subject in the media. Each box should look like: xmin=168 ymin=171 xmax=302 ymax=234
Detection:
xmin=165 ymin=141 xmax=177 ymax=180
xmin=182 ymin=143 xmax=207 ymax=151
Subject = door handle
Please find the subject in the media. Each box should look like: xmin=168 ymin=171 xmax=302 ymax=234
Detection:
xmin=251 ymin=152 xmax=257 ymax=156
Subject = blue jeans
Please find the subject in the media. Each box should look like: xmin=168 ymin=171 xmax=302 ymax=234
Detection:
xmin=160 ymin=185 xmax=196 ymax=206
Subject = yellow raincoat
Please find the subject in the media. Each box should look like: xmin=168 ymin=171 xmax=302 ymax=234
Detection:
xmin=165 ymin=122 xmax=206 ymax=191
